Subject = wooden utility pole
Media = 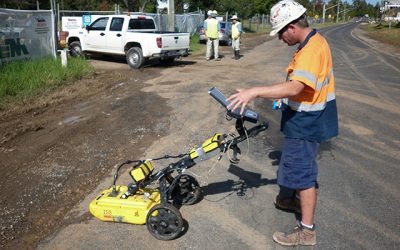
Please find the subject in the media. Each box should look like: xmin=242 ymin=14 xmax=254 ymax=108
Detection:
xmin=343 ymin=2 xmax=346 ymax=22
xmin=336 ymin=1 xmax=340 ymax=23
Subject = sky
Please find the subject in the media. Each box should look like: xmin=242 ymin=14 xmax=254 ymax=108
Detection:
xmin=364 ymin=0 xmax=380 ymax=5
xmin=346 ymin=0 xmax=380 ymax=5
xmin=324 ymin=0 xmax=382 ymax=5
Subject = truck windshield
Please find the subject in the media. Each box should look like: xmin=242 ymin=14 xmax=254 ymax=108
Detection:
xmin=128 ymin=19 xmax=155 ymax=30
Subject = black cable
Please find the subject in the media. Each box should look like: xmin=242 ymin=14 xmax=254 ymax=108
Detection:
xmin=112 ymin=160 xmax=142 ymax=190
xmin=203 ymin=191 xmax=236 ymax=202
xmin=151 ymin=153 xmax=188 ymax=161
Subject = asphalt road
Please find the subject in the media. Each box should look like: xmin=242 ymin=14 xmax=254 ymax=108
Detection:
xmin=314 ymin=22 xmax=400 ymax=249
xmin=38 ymin=22 xmax=400 ymax=249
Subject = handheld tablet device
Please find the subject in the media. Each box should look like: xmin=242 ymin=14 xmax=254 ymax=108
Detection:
xmin=208 ymin=87 xmax=259 ymax=123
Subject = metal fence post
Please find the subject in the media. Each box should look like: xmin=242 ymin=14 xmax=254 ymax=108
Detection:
xmin=168 ymin=0 xmax=175 ymax=31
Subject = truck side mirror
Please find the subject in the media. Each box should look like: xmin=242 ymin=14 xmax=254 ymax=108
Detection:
xmin=85 ymin=25 xmax=90 ymax=31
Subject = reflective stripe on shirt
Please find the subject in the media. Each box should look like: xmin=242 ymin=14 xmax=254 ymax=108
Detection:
xmin=283 ymin=92 xmax=336 ymax=112
xmin=292 ymin=69 xmax=333 ymax=91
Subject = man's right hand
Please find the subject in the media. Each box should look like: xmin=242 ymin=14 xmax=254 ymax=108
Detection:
xmin=227 ymin=88 xmax=257 ymax=115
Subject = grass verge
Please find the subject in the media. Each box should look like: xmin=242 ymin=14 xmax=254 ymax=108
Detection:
xmin=359 ymin=22 xmax=400 ymax=47
xmin=0 ymin=56 xmax=94 ymax=111
xmin=189 ymin=33 xmax=205 ymax=56
xmin=242 ymin=19 xmax=271 ymax=34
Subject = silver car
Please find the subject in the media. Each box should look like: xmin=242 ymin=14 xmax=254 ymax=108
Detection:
xmin=199 ymin=21 xmax=232 ymax=45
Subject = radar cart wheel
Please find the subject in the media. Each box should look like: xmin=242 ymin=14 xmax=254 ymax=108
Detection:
xmin=146 ymin=203 xmax=183 ymax=240
xmin=171 ymin=174 xmax=202 ymax=205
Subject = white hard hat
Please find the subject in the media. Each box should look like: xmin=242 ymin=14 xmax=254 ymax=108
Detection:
xmin=269 ymin=0 xmax=306 ymax=36
xmin=230 ymin=15 xmax=238 ymax=20
xmin=212 ymin=10 xmax=218 ymax=16
xmin=207 ymin=10 xmax=212 ymax=16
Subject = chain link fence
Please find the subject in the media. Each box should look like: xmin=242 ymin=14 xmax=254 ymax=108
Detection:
xmin=1 ymin=6 xmax=280 ymax=65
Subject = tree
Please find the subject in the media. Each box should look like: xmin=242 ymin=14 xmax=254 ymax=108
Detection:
xmin=0 ymin=0 xmax=46 ymax=9
xmin=347 ymin=0 xmax=378 ymax=18
xmin=122 ymin=0 xmax=137 ymax=12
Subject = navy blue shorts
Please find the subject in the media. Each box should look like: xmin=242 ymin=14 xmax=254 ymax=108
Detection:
xmin=278 ymin=137 xmax=320 ymax=189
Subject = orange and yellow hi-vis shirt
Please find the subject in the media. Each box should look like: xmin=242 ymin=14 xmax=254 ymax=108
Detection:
xmin=281 ymin=29 xmax=338 ymax=142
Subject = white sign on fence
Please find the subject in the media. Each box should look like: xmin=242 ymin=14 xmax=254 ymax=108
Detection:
xmin=61 ymin=15 xmax=104 ymax=34
xmin=0 ymin=8 xmax=56 ymax=65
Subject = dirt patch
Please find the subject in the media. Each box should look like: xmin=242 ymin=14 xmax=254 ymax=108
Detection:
xmin=0 ymin=60 xmax=168 ymax=248
xmin=0 ymin=33 xmax=270 ymax=249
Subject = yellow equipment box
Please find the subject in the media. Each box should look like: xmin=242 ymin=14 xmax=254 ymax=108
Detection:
xmin=189 ymin=133 xmax=223 ymax=162
xmin=89 ymin=185 xmax=161 ymax=224
xmin=130 ymin=160 xmax=154 ymax=183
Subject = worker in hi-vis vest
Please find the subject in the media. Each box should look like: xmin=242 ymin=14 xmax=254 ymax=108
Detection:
xmin=230 ymin=15 xmax=242 ymax=60
xmin=204 ymin=10 xmax=221 ymax=61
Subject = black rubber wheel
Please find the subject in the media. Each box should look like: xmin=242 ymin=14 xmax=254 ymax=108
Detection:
xmin=146 ymin=203 xmax=183 ymax=240
xmin=126 ymin=47 xmax=144 ymax=69
xmin=171 ymin=174 xmax=202 ymax=205
xmin=69 ymin=41 xmax=83 ymax=57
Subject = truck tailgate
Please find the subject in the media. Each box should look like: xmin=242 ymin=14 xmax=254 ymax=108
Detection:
xmin=160 ymin=33 xmax=190 ymax=50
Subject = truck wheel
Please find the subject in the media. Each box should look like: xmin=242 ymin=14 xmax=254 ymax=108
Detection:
xmin=126 ymin=47 xmax=144 ymax=69
xmin=69 ymin=41 xmax=83 ymax=57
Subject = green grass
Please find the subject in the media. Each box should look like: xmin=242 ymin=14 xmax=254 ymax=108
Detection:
xmin=360 ymin=22 xmax=400 ymax=47
xmin=0 ymin=56 xmax=93 ymax=109
xmin=190 ymin=33 xmax=204 ymax=55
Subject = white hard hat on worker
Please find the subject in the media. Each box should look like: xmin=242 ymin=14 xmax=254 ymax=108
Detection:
xmin=269 ymin=0 xmax=307 ymax=36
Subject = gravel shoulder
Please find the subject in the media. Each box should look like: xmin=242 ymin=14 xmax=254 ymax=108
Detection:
xmin=0 ymin=33 xmax=272 ymax=249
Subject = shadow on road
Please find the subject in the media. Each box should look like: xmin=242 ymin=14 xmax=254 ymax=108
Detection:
xmin=202 ymin=164 xmax=277 ymax=201
xmin=86 ymin=53 xmax=197 ymax=69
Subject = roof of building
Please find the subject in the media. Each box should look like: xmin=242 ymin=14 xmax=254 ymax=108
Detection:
xmin=385 ymin=0 xmax=400 ymax=5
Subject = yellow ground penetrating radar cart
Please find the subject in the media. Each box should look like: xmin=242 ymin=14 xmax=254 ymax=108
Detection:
xmin=89 ymin=87 xmax=269 ymax=240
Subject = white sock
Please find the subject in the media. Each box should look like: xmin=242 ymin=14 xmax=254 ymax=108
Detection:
xmin=301 ymin=221 xmax=314 ymax=229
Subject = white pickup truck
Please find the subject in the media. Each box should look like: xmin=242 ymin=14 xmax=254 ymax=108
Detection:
xmin=66 ymin=14 xmax=190 ymax=69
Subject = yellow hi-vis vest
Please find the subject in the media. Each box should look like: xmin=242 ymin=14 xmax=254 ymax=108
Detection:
xmin=232 ymin=22 xmax=241 ymax=39
xmin=205 ymin=18 xmax=219 ymax=39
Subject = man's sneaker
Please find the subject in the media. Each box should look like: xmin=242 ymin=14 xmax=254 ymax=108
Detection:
xmin=274 ymin=195 xmax=301 ymax=214
xmin=214 ymin=57 xmax=221 ymax=61
xmin=206 ymin=58 xmax=211 ymax=61
xmin=273 ymin=223 xmax=316 ymax=246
